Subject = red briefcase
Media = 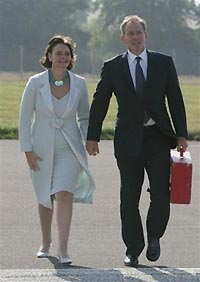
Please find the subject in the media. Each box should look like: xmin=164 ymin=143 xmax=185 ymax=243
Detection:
xmin=170 ymin=149 xmax=192 ymax=204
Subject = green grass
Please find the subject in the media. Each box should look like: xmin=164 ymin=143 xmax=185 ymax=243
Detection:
xmin=181 ymin=85 xmax=200 ymax=134
xmin=0 ymin=74 xmax=199 ymax=140
xmin=0 ymin=81 xmax=23 ymax=128
xmin=87 ymin=76 xmax=200 ymax=140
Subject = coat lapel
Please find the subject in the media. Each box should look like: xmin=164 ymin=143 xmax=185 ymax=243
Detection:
xmin=39 ymin=70 xmax=55 ymax=115
xmin=39 ymin=70 xmax=80 ymax=118
xmin=61 ymin=71 xmax=78 ymax=118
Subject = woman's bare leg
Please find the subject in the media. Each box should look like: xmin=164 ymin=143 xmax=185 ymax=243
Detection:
xmin=55 ymin=191 xmax=73 ymax=257
xmin=38 ymin=203 xmax=53 ymax=252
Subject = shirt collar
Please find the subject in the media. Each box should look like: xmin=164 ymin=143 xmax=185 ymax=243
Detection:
xmin=127 ymin=49 xmax=147 ymax=64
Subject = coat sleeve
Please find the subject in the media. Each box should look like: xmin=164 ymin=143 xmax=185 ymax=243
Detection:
xmin=77 ymin=78 xmax=90 ymax=141
xmin=166 ymin=57 xmax=188 ymax=139
xmin=87 ymin=62 xmax=113 ymax=141
xmin=18 ymin=77 xmax=36 ymax=152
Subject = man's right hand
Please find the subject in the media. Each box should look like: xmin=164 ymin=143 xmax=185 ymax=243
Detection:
xmin=86 ymin=140 xmax=99 ymax=156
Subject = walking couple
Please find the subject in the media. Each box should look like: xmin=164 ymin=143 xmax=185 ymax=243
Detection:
xmin=19 ymin=15 xmax=188 ymax=266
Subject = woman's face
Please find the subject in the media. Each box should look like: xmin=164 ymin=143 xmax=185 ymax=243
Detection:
xmin=48 ymin=43 xmax=71 ymax=69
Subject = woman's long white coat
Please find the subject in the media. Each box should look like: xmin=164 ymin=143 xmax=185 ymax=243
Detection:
xmin=19 ymin=70 xmax=95 ymax=208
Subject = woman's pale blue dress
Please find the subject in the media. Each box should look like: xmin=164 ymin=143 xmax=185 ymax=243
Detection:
xmin=51 ymin=92 xmax=81 ymax=195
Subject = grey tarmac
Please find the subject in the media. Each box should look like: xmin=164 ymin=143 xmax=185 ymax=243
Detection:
xmin=0 ymin=140 xmax=199 ymax=281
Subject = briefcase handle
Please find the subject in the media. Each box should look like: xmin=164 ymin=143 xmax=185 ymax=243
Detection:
xmin=179 ymin=146 xmax=184 ymax=157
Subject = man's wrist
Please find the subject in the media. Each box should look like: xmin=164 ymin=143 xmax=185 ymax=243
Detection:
xmin=177 ymin=136 xmax=187 ymax=140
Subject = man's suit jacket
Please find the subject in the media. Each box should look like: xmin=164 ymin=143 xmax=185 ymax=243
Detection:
xmin=87 ymin=50 xmax=188 ymax=157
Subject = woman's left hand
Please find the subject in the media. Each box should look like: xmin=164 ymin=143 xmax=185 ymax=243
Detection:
xmin=25 ymin=151 xmax=42 ymax=171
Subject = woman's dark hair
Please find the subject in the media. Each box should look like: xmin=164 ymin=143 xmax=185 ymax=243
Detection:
xmin=39 ymin=35 xmax=76 ymax=70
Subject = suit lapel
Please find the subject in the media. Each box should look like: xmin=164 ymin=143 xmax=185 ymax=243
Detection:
xmin=145 ymin=50 xmax=156 ymax=92
xmin=126 ymin=49 xmax=156 ymax=99
xmin=121 ymin=52 xmax=136 ymax=93
xmin=120 ymin=50 xmax=157 ymax=99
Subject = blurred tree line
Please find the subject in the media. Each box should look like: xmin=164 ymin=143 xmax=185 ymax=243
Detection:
xmin=0 ymin=0 xmax=200 ymax=75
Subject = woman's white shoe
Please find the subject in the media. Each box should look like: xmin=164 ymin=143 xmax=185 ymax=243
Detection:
xmin=37 ymin=251 xmax=49 ymax=258
xmin=57 ymin=255 xmax=72 ymax=265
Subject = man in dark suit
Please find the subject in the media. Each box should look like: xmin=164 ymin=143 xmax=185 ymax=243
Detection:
xmin=86 ymin=15 xmax=188 ymax=266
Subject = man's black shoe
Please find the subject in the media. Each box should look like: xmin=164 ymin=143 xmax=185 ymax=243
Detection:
xmin=146 ymin=238 xmax=160 ymax=261
xmin=124 ymin=255 xmax=139 ymax=267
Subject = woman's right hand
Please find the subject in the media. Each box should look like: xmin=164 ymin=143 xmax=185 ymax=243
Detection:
xmin=25 ymin=151 xmax=42 ymax=171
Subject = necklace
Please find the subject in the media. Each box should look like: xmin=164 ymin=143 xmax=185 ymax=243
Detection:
xmin=48 ymin=69 xmax=69 ymax=87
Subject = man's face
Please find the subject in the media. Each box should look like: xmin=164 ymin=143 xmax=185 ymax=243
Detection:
xmin=120 ymin=22 xmax=147 ymax=55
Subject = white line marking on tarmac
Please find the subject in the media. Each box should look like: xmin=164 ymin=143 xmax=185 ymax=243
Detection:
xmin=0 ymin=268 xmax=199 ymax=281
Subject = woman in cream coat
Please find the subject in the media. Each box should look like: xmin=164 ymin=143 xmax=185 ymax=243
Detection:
xmin=19 ymin=35 xmax=95 ymax=264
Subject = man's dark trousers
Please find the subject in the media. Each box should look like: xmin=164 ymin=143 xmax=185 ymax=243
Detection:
xmin=116 ymin=125 xmax=171 ymax=258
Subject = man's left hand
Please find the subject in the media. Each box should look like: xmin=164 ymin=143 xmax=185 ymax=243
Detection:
xmin=177 ymin=137 xmax=188 ymax=152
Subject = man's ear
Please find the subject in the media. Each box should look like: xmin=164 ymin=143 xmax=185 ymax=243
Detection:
xmin=120 ymin=34 xmax=125 ymax=42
